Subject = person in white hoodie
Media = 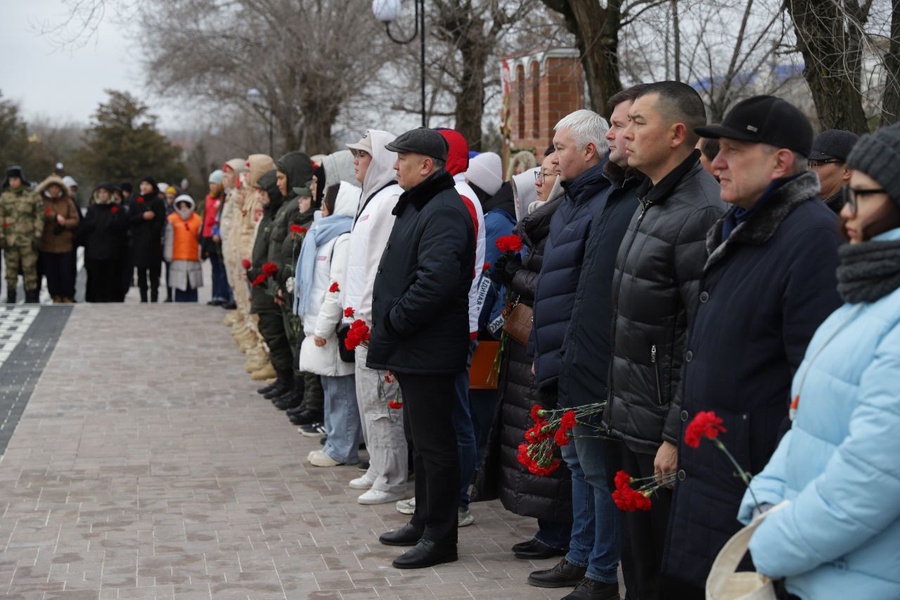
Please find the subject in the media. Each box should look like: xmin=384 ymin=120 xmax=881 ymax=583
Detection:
xmin=342 ymin=129 xmax=409 ymax=505
xmin=295 ymin=181 xmax=362 ymax=467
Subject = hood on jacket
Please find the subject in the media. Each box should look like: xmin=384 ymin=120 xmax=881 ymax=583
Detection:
xmin=224 ymin=158 xmax=247 ymax=175
xmin=139 ymin=176 xmax=157 ymax=191
xmin=275 ymin=151 xmax=313 ymax=200
xmin=436 ymin=129 xmax=469 ymax=176
xmin=362 ymin=129 xmax=399 ymax=199
xmin=173 ymin=194 xmax=195 ymax=211
xmin=92 ymin=182 xmax=117 ymax=205
xmin=334 ymin=180 xmax=361 ymax=218
xmin=36 ymin=175 xmax=71 ymax=200
xmin=511 ymin=168 xmax=538 ymax=221
xmin=322 ymin=150 xmax=356 ymax=190
xmin=246 ymin=154 xmax=275 ymax=188
xmin=257 ymin=169 xmax=284 ymax=215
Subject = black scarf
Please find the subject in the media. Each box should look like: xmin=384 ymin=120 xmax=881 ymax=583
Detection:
xmin=836 ymin=240 xmax=900 ymax=303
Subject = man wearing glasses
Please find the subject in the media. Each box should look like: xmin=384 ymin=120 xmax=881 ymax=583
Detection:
xmin=662 ymin=95 xmax=845 ymax=595
xmin=809 ymin=129 xmax=860 ymax=214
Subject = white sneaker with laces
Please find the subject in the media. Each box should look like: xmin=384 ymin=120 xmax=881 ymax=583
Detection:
xmin=308 ymin=450 xmax=342 ymax=467
xmin=348 ymin=471 xmax=376 ymax=490
xmin=357 ymin=489 xmax=406 ymax=505
xmin=458 ymin=508 xmax=475 ymax=527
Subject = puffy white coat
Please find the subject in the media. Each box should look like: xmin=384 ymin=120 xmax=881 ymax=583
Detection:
xmin=454 ymin=174 xmax=486 ymax=335
xmin=297 ymin=183 xmax=360 ymax=377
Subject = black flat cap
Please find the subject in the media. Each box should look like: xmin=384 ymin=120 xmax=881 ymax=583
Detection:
xmin=385 ymin=128 xmax=449 ymax=162
xmin=809 ymin=129 xmax=859 ymax=162
xmin=695 ymin=95 xmax=813 ymax=157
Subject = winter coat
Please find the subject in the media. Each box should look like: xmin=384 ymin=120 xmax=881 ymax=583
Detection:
xmin=164 ymin=204 xmax=203 ymax=292
xmin=36 ymin=175 xmax=80 ymax=254
xmin=737 ymin=229 xmax=900 ymax=600
xmin=479 ymin=183 xmax=517 ymax=332
xmin=367 ymin=170 xmax=475 ymax=375
xmin=201 ymin=193 xmax=223 ymax=238
xmin=78 ymin=198 xmax=127 ymax=261
xmin=343 ymin=130 xmax=401 ymax=326
xmin=248 ymin=170 xmax=284 ymax=314
xmin=558 ymin=165 xmax=642 ymax=410
xmin=603 ymin=153 xmax=724 ymax=451
xmin=297 ymin=184 xmax=359 ymax=377
xmin=531 ymin=161 xmax=611 ymax=388
xmin=127 ymin=192 xmax=167 ymax=268
xmin=274 ymin=151 xmax=314 ymax=284
xmin=663 ymin=171 xmax=843 ymax=589
xmin=495 ymin=194 xmax=572 ymax=521
xmin=239 ymin=155 xmax=276 ymax=268
xmin=0 ymin=184 xmax=43 ymax=249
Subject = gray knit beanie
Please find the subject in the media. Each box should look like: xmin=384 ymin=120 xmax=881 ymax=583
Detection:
xmin=846 ymin=123 xmax=900 ymax=208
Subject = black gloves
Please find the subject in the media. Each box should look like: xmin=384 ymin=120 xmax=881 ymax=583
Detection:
xmin=491 ymin=253 xmax=523 ymax=286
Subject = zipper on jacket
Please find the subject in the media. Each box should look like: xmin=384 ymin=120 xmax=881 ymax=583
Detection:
xmin=651 ymin=344 xmax=663 ymax=405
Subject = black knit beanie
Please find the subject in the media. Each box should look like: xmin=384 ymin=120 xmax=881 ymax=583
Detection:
xmin=846 ymin=123 xmax=900 ymax=208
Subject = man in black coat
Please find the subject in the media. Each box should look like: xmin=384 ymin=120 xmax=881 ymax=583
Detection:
xmin=368 ymin=128 xmax=475 ymax=569
xmin=661 ymin=96 xmax=843 ymax=595
xmin=127 ymin=176 xmax=167 ymax=302
xmin=602 ymin=81 xmax=724 ymax=600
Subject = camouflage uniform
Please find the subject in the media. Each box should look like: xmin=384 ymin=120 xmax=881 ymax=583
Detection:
xmin=0 ymin=182 xmax=44 ymax=299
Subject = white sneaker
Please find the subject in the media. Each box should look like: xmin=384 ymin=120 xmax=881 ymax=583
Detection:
xmin=458 ymin=508 xmax=475 ymax=527
xmin=348 ymin=471 xmax=376 ymax=490
xmin=308 ymin=450 xmax=342 ymax=467
xmin=357 ymin=489 xmax=406 ymax=505
xmin=395 ymin=497 xmax=416 ymax=515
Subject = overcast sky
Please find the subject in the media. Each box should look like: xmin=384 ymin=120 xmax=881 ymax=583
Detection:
xmin=1 ymin=0 xmax=178 ymax=128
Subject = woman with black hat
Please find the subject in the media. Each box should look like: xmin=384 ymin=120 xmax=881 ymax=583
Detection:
xmin=127 ymin=176 xmax=167 ymax=302
xmin=79 ymin=183 xmax=128 ymax=302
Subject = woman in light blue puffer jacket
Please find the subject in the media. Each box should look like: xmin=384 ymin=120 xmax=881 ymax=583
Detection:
xmin=738 ymin=123 xmax=900 ymax=600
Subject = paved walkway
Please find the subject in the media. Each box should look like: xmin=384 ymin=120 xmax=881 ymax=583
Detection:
xmin=0 ymin=305 xmax=567 ymax=600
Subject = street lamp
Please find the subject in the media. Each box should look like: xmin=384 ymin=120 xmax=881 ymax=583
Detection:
xmin=372 ymin=0 xmax=426 ymax=127
xmin=247 ymin=87 xmax=274 ymax=156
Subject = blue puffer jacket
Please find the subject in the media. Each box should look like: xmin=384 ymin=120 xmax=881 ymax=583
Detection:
xmin=737 ymin=228 xmax=900 ymax=600
xmin=531 ymin=160 xmax=611 ymax=387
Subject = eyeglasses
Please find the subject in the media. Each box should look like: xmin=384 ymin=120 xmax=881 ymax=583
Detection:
xmin=809 ymin=159 xmax=842 ymax=169
xmin=534 ymin=171 xmax=555 ymax=184
xmin=842 ymin=185 xmax=888 ymax=216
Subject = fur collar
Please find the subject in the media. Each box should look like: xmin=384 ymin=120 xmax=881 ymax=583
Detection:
xmin=393 ymin=170 xmax=455 ymax=216
xmin=705 ymin=171 xmax=821 ymax=271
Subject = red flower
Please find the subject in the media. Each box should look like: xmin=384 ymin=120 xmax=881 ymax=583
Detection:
xmin=496 ymin=234 xmax=523 ymax=253
xmin=329 ymin=282 xmax=340 ymax=293
xmin=45 ymin=208 xmax=53 ymax=215
xmin=251 ymin=274 xmax=267 ymax=287
xmin=387 ymin=399 xmax=403 ymax=409
xmin=530 ymin=404 xmax=545 ymax=423
xmin=560 ymin=410 xmax=577 ymax=432
xmin=554 ymin=427 xmax=571 ymax=447
xmin=290 ymin=224 xmax=308 ymax=235
xmin=241 ymin=259 xmax=251 ymax=270
xmin=343 ymin=319 xmax=370 ymax=351
xmin=261 ymin=262 xmax=278 ymax=277
xmin=684 ymin=411 xmax=727 ymax=449
xmin=111 ymin=206 xmax=119 ymax=214
xmin=384 ymin=371 xmax=395 ymax=383
xmin=612 ymin=470 xmax=652 ymax=512
xmin=3 ymin=222 xmax=8 ymax=228
xmin=483 ymin=262 xmax=491 ymax=273
xmin=344 ymin=307 xmax=355 ymax=318
xmin=136 ymin=197 xmax=144 ymax=204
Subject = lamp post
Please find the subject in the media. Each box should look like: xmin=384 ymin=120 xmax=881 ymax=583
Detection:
xmin=372 ymin=0 xmax=426 ymax=127
xmin=246 ymin=87 xmax=274 ymax=156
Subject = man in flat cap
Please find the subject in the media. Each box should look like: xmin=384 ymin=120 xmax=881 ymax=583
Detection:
xmin=368 ymin=128 xmax=476 ymax=569
xmin=662 ymin=96 xmax=844 ymax=595
xmin=809 ymin=129 xmax=859 ymax=214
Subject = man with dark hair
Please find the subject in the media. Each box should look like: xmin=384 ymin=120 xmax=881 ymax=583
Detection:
xmin=809 ymin=129 xmax=859 ymax=213
xmin=662 ymin=95 xmax=843 ymax=596
xmin=602 ymin=80 xmax=724 ymax=599
xmin=698 ymin=137 xmax=720 ymax=178
xmin=370 ymin=128 xmax=475 ymax=569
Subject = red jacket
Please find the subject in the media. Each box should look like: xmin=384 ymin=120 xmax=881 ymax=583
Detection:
xmin=201 ymin=194 xmax=222 ymax=238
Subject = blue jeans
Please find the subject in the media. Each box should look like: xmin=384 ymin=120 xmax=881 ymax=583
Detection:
xmin=562 ymin=424 xmax=621 ymax=584
xmin=452 ymin=340 xmax=478 ymax=511
xmin=322 ymin=374 xmax=362 ymax=465
xmin=209 ymin=251 xmax=233 ymax=303
xmin=174 ymin=287 xmax=198 ymax=302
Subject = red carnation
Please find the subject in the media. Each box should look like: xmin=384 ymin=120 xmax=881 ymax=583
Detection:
xmin=554 ymin=427 xmax=572 ymax=447
xmin=136 ymin=197 xmax=144 ymax=204
xmin=612 ymin=470 xmax=652 ymax=512
xmin=290 ymin=224 xmax=308 ymax=235
xmin=328 ymin=282 xmax=340 ymax=293
xmin=388 ymin=399 xmax=403 ymax=409
xmin=241 ymin=259 xmax=251 ymax=270
xmin=344 ymin=307 xmax=355 ymax=318
xmin=251 ymin=274 xmax=267 ymax=287
xmin=261 ymin=262 xmax=278 ymax=277
xmin=45 ymin=208 xmax=53 ymax=215
xmin=111 ymin=206 xmax=119 ymax=214
xmin=496 ymin=234 xmax=523 ymax=253
xmin=560 ymin=410 xmax=577 ymax=432
xmin=684 ymin=411 xmax=727 ymax=449
xmin=530 ymin=404 xmax=545 ymax=423
xmin=343 ymin=319 xmax=370 ymax=351
xmin=483 ymin=262 xmax=491 ymax=273
xmin=384 ymin=371 xmax=395 ymax=383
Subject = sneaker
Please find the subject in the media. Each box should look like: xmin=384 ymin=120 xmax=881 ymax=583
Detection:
xmin=299 ymin=422 xmax=326 ymax=438
xmin=356 ymin=461 xmax=369 ymax=473
xmin=358 ymin=489 xmax=406 ymax=505
xmin=308 ymin=450 xmax=342 ymax=467
xmin=395 ymin=497 xmax=416 ymax=515
xmin=348 ymin=471 xmax=376 ymax=490
xmin=457 ymin=508 xmax=475 ymax=527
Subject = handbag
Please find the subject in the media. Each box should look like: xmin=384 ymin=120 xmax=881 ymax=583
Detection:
xmin=502 ymin=300 xmax=533 ymax=347
xmin=706 ymin=503 xmax=788 ymax=600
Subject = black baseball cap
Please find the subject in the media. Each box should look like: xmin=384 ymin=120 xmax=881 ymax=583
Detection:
xmin=695 ymin=95 xmax=813 ymax=157
xmin=385 ymin=128 xmax=449 ymax=162
xmin=809 ymin=129 xmax=859 ymax=162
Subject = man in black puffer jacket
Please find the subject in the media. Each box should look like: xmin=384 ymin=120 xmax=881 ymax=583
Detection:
xmin=369 ymin=128 xmax=475 ymax=570
xmin=602 ymin=81 xmax=724 ymax=600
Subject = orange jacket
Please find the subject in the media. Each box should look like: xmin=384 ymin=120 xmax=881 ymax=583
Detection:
xmin=167 ymin=212 xmax=202 ymax=261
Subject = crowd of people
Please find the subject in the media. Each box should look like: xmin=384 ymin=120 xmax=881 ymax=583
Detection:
xmin=2 ymin=79 xmax=899 ymax=599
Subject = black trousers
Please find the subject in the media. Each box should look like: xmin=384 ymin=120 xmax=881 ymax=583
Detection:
xmin=257 ymin=309 xmax=294 ymax=373
xmin=85 ymin=259 xmax=124 ymax=302
xmin=398 ymin=371 xmax=460 ymax=546
xmin=39 ymin=251 xmax=76 ymax=299
xmin=136 ymin=262 xmax=161 ymax=302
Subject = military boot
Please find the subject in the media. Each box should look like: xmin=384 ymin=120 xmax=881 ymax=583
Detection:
xmin=6 ymin=290 xmax=16 ymax=304
xmin=24 ymin=289 xmax=39 ymax=303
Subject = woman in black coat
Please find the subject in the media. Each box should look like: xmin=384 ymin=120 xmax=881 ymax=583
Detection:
xmin=488 ymin=187 xmax=572 ymax=559
xmin=127 ymin=176 xmax=167 ymax=302
xmin=79 ymin=183 xmax=128 ymax=302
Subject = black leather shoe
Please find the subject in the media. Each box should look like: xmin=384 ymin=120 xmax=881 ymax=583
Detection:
xmin=378 ymin=523 xmax=423 ymax=547
xmin=274 ymin=394 xmax=302 ymax=410
xmin=561 ymin=577 xmax=620 ymax=600
xmin=527 ymin=558 xmax=587 ymax=588
xmin=392 ymin=539 xmax=457 ymax=569
xmin=207 ymin=299 xmax=224 ymax=306
xmin=512 ymin=537 xmax=567 ymax=560
xmin=286 ymin=404 xmax=305 ymax=417
xmin=264 ymin=383 xmax=290 ymax=400
xmin=290 ymin=409 xmax=323 ymax=426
